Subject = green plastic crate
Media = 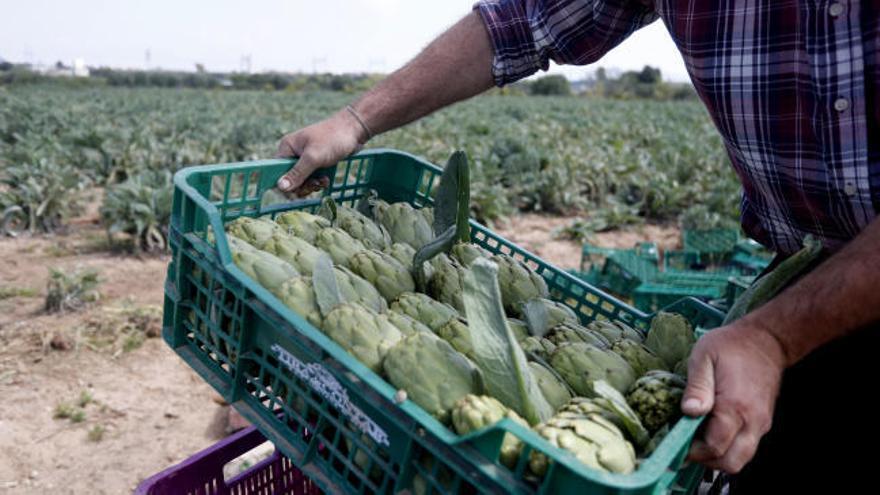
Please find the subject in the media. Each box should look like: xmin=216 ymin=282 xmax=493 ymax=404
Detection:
xmin=681 ymin=228 xmax=739 ymax=256
xmin=163 ymin=149 xmax=724 ymax=495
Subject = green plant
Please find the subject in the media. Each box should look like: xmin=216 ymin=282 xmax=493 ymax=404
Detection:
xmin=45 ymin=266 xmax=101 ymax=313
xmin=0 ymin=160 xmax=84 ymax=235
xmin=100 ymin=169 xmax=172 ymax=252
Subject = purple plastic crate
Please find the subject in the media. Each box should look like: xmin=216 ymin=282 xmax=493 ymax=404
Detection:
xmin=135 ymin=426 xmax=321 ymax=495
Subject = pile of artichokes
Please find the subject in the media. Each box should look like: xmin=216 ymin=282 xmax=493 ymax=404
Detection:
xmin=219 ymin=154 xmax=697 ymax=481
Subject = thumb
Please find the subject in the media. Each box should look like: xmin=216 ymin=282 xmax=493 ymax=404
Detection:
xmin=277 ymin=153 xmax=319 ymax=193
xmin=681 ymin=350 xmax=715 ymax=416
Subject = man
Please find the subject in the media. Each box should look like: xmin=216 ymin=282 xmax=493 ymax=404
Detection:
xmin=275 ymin=1 xmax=880 ymax=491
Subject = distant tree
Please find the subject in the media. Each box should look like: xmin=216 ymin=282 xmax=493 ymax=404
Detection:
xmin=530 ymin=75 xmax=571 ymax=96
xmin=637 ymin=65 xmax=662 ymax=84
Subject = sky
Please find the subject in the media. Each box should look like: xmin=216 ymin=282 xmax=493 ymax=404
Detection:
xmin=0 ymin=0 xmax=690 ymax=82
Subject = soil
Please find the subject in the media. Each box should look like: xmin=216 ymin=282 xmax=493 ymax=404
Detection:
xmin=0 ymin=208 xmax=678 ymax=494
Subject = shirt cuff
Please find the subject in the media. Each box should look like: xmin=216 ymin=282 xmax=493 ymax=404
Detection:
xmin=474 ymin=0 xmax=548 ymax=86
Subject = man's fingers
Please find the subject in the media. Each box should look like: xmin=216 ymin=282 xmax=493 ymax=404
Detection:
xmin=708 ymin=430 xmax=761 ymax=474
xmin=277 ymin=155 xmax=319 ymax=192
xmin=681 ymin=348 xmax=716 ymax=416
xmin=689 ymin=410 xmax=743 ymax=463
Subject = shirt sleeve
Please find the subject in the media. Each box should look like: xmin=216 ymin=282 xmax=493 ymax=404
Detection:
xmin=474 ymin=0 xmax=658 ymax=86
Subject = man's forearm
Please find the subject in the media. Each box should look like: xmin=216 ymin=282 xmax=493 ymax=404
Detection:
xmin=352 ymin=11 xmax=495 ymax=137
xmin=741 ymin=216 xmax=880 ymax=366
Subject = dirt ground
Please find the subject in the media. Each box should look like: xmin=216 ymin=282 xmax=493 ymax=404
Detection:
xmin=0 ymin=209 xmax=678 ymax=494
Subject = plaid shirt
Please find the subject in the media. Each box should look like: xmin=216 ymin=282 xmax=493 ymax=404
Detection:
xmin=476 ymin=0 xmax=880 ymax=255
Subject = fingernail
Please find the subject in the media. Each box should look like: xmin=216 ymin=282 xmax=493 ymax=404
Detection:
xmin=683 ymin=398 xmax=701 ymax=411
xmin=278 ymin=178 xmax=291 ymax=190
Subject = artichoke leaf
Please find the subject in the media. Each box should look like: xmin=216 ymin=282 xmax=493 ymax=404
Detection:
xmin=433 ymin=150 xmax=470 ymax=243
xmin=412 ymin=225 xmax=456 ymax=292
xmin=462 ymin=258 xmax=553 ymax=425
xmin=312 ymin=253 xmax=344 ymax=316
xmin=590 ymin=380 xmax=650 ymax=450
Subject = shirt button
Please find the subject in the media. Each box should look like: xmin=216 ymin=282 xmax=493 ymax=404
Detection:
xmin=834 ymin=98 xmax=849 ymax=112
xmin=844 ymin=182 xmax=857 ymax=196
xmin=829 ymin=2 xmax=845 ymax=17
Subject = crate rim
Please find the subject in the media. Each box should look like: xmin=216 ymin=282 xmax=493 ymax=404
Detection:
xmin=170 ymin=149 xmax=720 ymax=491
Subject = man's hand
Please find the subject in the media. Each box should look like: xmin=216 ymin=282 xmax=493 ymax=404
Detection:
xmin=275 ymin=109 xmax=366 ymax=196
xmin=681 ymin=321 xmax=785 ymax=473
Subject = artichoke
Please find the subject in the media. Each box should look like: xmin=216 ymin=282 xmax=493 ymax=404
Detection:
xmin=588 ymin=320 xmax=645 ymax=343
xmin=451 ymin=243 xmax=491 ymax=267
xmin=226 ymin=216 xmax=282 ymax=249
xmin=529 ymin=412 xmax=636 ymax=476
xmin=529 ymin=361 xmax=572 ymax=411
xmin=550 ymin=343 xmax=637 ymax=395
xmin=314 ymin=227 xmax=366 ymax=268
xmin=263 ymin=232 xmax=323 ymax=275
xmin=349 ymin=249 xmax=415 ymax=302
xmin=644 ymin=312 xmax=696 ymax=368
xmin=274 ymin=210 xmax=330 ymax=243
xmin=560 ymin=385 xmax=649 ymax=449
xmin=228 ymin=236 xmax=299 ymax=294
xmin=492 ymin=254 xmax=549 ymax=314
xmin=390 ymin=292 xmax=459 ymax=332
xmin=275 ymin=277 xmax=323 ymax=327
xmin=386 ymin=310 xmax=432 ymax=336
xmin=373 ymin=201 xmax=434 ymax=250
xmin=427 ymin=256 xmax=467 ymax=313
xmin=322 ymin=303 xmax=403 ymax=373
xmin=436 ymin=317 xmax=473 ymax=359
xmin=519 ymin=336 xmax=557 ymax=361
xmin=518 ymin=297 xmax=579 ymax=336
xmin=384 ymin=242 xmax=416 ymax=268
xmin=673 ymin=358 xmax=688 ymax=377
xmin=334 ymin=266 xmax=387 ymax=313
xmin=546 ymin=322 xmax=611 ymax=348
xmin=451 ymin=394 xmax=528 ymax=468
xmin=507 ymin=318 xmax=530 ymax=343
xmin=331 ymin=204 xmax=392 ymax=250
xmin=383 ymin=332 xmax=483 ymax=423
xmin=610 ymin=339 xmax=669 ymax=376
xmin=626 ymin=370 xmax=687 ymax=433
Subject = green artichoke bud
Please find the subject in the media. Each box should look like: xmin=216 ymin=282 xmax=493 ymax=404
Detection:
xmin=419 ymin=206 xmax=435 ymax=228
xmin=588 ymin=320 xmax=645 ymax=343
xmin=436 ymin=317 xmax=473 ymax=359
xmin=231 ymin=248 xmax=298 ymax=295
xmin=384 ymin=242 xmax=416 ymax=268
xmin=314 ymin=227 xmax=366 ymax=268
xmin=390 ymin=292 xmax=459 ymax=332
xmin=644 ymin=312 xmax=696 ymax=368
xmin=274 ymin=210 xmax=330 ymax=243
xmin=333 ymin=266 xmax=387 ymax=313
xmin=349 ymin=249 xmax=415 ymax=302
xmin=529 ymin=361 xmax=572 ymax=411
xmin=322 ymin=303 xmax=402 ymax=373
xmin=673 ymin=358 xmax=688 ymax=377
xmin=492 ymin=254 xmax=549 ymax=314
xmin=507 ymin=318 xmax=530 ymax=343
xmin=610 ymin=339 xmax=669 ymax=376
xmin=560 ymin=384 xmax=649 ymax=450
xmin=263 ymin=232 xmax=323 ymax=275
xmin=226 ymin=216 xmax=282 ymax=249
xmin=451 ymin=243 xmax=491 ymax=267
xmin=550 ymin=343 xmax=636 ymax=396
xmin=331 ymin=204 xmax=392 ymax=250
xmin=386 ymin=310 xmax=432 ymax=336
xmin=546 ymin=321 xmax=611 ymax=348
xmin=427 ymin=256 xmax=467 ymax=313
xmin=626 ymin=370 xmax=687 ymax=433
xmin=529 ymin=412 xmax=636 ymax=476
xmin=519 ymin=336 xmax=557 ymax=361
xmin=383 ymin=332 xmax=483 ymax=423
xmin=451 ymin=394 xmax=528 ymax=468
xmin=275 ymin=277 xmax=323 ymax=327
xmin=518 ymin=297 xmax=579 ymax=337
xmin=374 ymin=201 xmax=434 ymax=250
